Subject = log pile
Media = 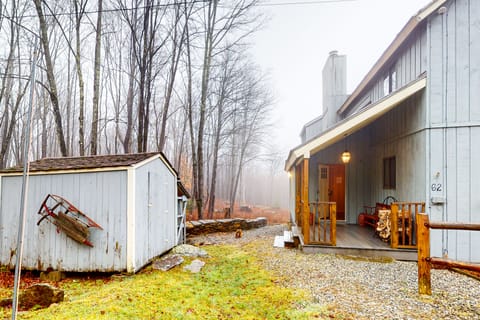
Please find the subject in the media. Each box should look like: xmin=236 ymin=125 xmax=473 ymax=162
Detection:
xmin=186 ymin=217 xmax=267 ymax=235
xmin=376 ymin=209 xmax=391 ymax=242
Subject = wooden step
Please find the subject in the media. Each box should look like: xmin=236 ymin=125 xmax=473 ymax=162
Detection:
xmin=291 ymin=226 xmax=304 ymax=247
xmin=283 ymin=230 xmax=293 ymax=242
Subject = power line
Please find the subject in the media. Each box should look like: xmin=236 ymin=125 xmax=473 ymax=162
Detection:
xmin=257 ymin=0 xmax=358 ymax=6
xmin=0 ymin=0 xmax=359 ymax=20
xmin=0 ymin=0 xmax=208 ymax=19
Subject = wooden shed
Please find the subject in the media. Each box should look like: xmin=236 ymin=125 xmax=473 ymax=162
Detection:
xmin=0 ymin=152 xmax=185 ymax=273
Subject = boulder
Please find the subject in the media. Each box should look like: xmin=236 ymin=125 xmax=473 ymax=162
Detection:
xmin=152 ymin=254 xmax=184 ymax=271
xmin=183 ymin=260 xmax=205 ymax=273
xmin=171 ymin=244 xmax=208 ymax=258
xmin=11 ymin=283 xmax=64 ymax=310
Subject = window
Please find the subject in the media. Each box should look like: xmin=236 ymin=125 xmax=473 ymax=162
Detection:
xmin=383 ymin=70 xmax=397 ymax=96
xmin=383 ymin=156 xmax=396 ymax=189
xmin=320 ymin=167 xmax=328 ymax=179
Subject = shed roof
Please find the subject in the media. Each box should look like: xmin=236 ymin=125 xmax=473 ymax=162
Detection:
xmin=0 ymin=152 xmax=167 ymax=173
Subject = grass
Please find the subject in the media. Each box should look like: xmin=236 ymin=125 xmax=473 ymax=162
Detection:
xmin=0 ymin=245 xmax=320 ymax=319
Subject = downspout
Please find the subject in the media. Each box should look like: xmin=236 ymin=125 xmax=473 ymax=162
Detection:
xmin=440 ymin=5 xmax=448 ymax=258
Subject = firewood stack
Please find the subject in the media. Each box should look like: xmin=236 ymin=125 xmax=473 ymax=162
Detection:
xmin=376 ymin=209 xmax=391 ymax=242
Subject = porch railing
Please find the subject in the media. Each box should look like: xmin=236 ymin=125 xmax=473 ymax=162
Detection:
xmin=391 ymin=202 xmax=425 ymax=249
xmin=306 ymin=202 xmax=336 ymax=246
xmin=416 ymin=213 xmax=480 ymax=295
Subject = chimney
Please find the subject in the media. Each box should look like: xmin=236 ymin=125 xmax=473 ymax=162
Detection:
xmin=322 ymin=50 xmax=347 ymax=128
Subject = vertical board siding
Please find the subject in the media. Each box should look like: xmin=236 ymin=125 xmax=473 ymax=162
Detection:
xmin=308 ymin=92 xmax=426 ymax=224
xmin=470 ymin=126 xmax=480 ymax=261
xmin=470 ymin=0 xmax=480 ymax=121
xmin=455 ymin=0 xmax=470 ymax=123
xmin=0 ymin=171 xmax=127 ymax=271
xmin=345 ymin=27 xmax=428 ymax=117
xmin=134 ymin=158 xmax=177 ymax=272
xmin=427 ymin=0 xmax=480 ymax=261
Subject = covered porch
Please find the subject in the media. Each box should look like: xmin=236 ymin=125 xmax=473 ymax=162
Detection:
xmin=301 ymin=224 xmax=417 ymax=261
xmin=286 ymin=77 xmax=428 ymax=259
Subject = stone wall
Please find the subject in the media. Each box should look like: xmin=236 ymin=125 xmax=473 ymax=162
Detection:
xmin=186 ymin=217 xmax=267 ymax=235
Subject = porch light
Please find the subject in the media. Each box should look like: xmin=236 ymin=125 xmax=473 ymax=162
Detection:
xmin=341 ymin=150 xmax=351 ymax=163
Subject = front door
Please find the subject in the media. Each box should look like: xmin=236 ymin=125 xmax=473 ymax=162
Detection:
xmin=329 ymin=164 xmax=345 ymax=220
xmin=318 ymin=164 xmax=345 ymax=220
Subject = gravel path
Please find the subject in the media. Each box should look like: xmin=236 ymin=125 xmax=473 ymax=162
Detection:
xmin=188 ymin=224 xmax=480 ymax=319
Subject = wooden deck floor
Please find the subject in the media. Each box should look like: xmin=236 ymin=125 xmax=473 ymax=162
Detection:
xmin=303 ymin=223 xmax=417 ymax=261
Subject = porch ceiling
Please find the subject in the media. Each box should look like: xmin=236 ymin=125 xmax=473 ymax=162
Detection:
xmin=285 ymin=76 xmax=427 ymax=171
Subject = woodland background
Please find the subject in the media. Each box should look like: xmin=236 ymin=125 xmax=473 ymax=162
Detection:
xmin=0 ymin=0 xmax=289 ymax=218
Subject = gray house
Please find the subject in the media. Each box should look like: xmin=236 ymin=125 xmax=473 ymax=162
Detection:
xmin=0 ymin=152 xmax=187 ymax=273
xmin=286 ymin=0 xmax=479 ymax=262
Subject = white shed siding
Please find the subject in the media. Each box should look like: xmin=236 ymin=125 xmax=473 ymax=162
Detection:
xmin=134 ymin=158 xmax=177 ymax=272
xmin=426 ymin=0 xmax=480 ymax=262
xmin=0 ymin=171 xmax=128 ymax=271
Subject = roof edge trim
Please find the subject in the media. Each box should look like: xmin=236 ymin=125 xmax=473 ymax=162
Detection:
xmin=285 ymin=76 xmax=427 ymax=171
xmin=337 ymin=0 xmax=446 ymax=115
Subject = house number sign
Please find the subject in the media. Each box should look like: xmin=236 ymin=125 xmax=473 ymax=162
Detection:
xmin=431 ymin=183 xmax=442 ymax=192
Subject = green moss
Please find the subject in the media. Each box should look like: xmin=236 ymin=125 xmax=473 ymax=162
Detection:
xmin=4 ymin=245 xmax=311 ymax=319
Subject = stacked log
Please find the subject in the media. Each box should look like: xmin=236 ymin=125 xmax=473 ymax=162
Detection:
xmin=376 ymin=209 xmax=391 ymax=242
xmin=186 ymin=217 xmax=267 ymax=235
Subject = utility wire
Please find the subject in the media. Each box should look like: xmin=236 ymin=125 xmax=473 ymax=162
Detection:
xmin=0 ymin=0 xmax=359 ymax=20
xmin=257 ymin=0 xmax=358 ymax=6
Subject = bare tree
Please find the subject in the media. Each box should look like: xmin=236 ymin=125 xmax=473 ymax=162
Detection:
xmin=157 ymin=0 xmax=191 ymax=152
xmin=33 ymin=0 xmax=68 ymax=156
xmin=206 ymin=48 xmax=241 ymax=218
xmin=187 ymin=0 xmax=262 ymax=218
xmin=90 ymin=0 xmax=103 ymax=155
xmin=73 ymin=0 xmax=88 ymax=156
xmin=224 ymin=67 xmax=272 ymax=217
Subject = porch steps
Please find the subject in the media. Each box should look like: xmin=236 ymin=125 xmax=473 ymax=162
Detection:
xmin=302 ymin=245 xmax=417 ymax=261
xmin=283 ymin=230 xmax=295 ymax=248
xmin=291 ymin=226 xmax=304 ymax=247
xmin=273 ymin=228 xmax=305 ymax=249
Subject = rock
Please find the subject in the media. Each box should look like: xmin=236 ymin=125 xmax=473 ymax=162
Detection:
xmin=152 ymin=254 xmax=184 ymax=271
xmin=0 ymin=298 xmax=11 ymax=307
xmin=186 ymin=217 xmax=268 ymax=235
xmin=40 ymin=271 xmax=66 ymax=282
xmin=17 ymin=283 xmax=64 ymax=310
xmin=183 ymin=260 xmax=205 ymax=273
xmin=171 ymin=244 xmax=209 ymax=258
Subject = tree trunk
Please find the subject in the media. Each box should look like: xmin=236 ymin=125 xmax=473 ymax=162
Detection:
xmin=33 ymin=0 xmax=68 ymax=157
xmin=123 ymin=43 xmax=135 ymax=154
xmin=196 ymin=0 xmax=218 ymax=219
xmin=90 ymin=0 xmax=103 ymax=155
xmin=74 ymin=1 xmax=86 ymax=156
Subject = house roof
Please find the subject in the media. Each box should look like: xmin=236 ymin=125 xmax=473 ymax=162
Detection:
xmin=0 ymin=152 xmax=169 ymax=173
xmin=285 ymin=75 xmax=426 ymax=171
xmin=337 ymin=0 xmax=446 ymax=115
xmin=285 ymin=0 xmax=446 ymax=171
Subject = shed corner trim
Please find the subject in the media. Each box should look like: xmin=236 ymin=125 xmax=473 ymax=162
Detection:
xmin=126 ymin=167 xmax=136 ymax=273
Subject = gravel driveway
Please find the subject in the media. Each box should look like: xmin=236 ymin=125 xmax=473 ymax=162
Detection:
xmin=188 ymin=224 xmax=480 ymax=319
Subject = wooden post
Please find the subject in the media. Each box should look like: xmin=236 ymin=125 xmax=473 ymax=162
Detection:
xmin=416 ymin=213 xmax=431 ymax=295
xmin=302 ymin=158 xmax=310 ymax=244
xmin=295 ymin=165 xmax=301 ymax=227
xmin=391 ymin=203 xmax=399 ymax=248
xmin=330 ymin=203 xmax=336 ymax=246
